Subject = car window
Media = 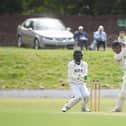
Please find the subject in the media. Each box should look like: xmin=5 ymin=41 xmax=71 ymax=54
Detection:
xmin=29 ymin=21 xmax=34 ymax=29
xmin=34 ymin=19 xmax=66 ymax=31
xmin=23 ymin=20 xmax=34 ymax=29
xmin=23 ymin=20 xmax=30 ymax=28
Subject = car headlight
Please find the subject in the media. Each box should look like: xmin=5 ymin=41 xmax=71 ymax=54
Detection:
xmin=43 ymin=36 xmax=53 ymax=40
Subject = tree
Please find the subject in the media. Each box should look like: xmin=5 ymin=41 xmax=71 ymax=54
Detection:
xmin=0 ymin=0 xmax=25 ymax=14
xmin=94 ymin=0 xmax=116 ymax=15
xmin=112 ymin=0 xmax=126 ymax=14
xmin=1 ymin=0 xmax=126 ymax=15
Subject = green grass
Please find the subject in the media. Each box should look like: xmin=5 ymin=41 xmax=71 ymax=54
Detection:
xmin=0 ymin=47 xmax=123 ymax=89
xmin=0 ymin=98 xmax=126 ymax=126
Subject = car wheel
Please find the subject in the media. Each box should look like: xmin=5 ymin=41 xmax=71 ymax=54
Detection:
xmin=34 ymin=39 xmax=40 ymax=49
xmin=67 ymin=45 xmax=73 ymax=49
xmin=17 ymin=36 xmax=23 ymax=47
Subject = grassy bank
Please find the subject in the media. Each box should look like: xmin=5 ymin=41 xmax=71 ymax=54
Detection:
xmin=0 ymin=47 xmax=123 ymax=89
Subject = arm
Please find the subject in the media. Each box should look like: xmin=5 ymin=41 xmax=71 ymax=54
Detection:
xmin=83 ymin=62 xmax=88 ymax=81
xmin=79 ymin=62 xmax=88 ymax=82
xmin=100 ymin=32 xmax=107 ymax=41
xmin=114 ymin=52 xmax=122 ymax=62
xmin=94 ymin=32 xmax=98 ymax=40
xmin=114 ymin=48 xmax=126 ymax=61
xmin=104 ymin=32 xmax=107 ymax=42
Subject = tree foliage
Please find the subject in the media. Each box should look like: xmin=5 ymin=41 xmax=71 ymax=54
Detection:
xmin=0 ymin=0 xmax=126 ymax=15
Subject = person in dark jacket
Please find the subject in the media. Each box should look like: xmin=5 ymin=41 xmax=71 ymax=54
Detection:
xmin=74 ymin=26 xmax=88 ymax=50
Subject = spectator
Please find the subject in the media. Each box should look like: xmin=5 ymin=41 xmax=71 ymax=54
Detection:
xmin=94 ymin=25 xmax=107 ymax=51
xmin=118 ymin=31 xmax=126 ymax=47
xmin=74 ymin=26 xmax=88 ymax=50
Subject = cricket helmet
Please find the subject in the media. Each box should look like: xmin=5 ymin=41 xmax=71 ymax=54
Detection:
xmin=111 ymin=40 xmax=121 ymax=49
xmin=111 ymin=40 xmax=122 ymax=54
xmin=73 ymin=50 xmax=83 ymax=65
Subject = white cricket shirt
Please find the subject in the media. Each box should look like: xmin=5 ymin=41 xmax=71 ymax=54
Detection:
xmin=114 ymin=48 xmax=126 ymax=71
xmin=68 ymin=60 xmax=88 ymax=84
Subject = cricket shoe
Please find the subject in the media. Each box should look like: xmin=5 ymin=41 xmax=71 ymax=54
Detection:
xmin=112 ymin=107 xmax=122 ymax=112
xmin=81 ymin=108 xmax=91 ymax=112
xmin=61 ymin=106 xmax=69 ymax=112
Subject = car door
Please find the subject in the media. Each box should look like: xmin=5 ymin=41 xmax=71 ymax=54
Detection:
xmin=22 ymin=20 xmax=34 ymax=46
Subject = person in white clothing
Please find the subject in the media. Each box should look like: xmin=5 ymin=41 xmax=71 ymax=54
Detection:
xmin=112 ymin=41 xmax=126 ymax=112
xmin=61 ymin=50 xmax=90 ymax=112
xmin=118 ymin=31 xmax=126 ymax=47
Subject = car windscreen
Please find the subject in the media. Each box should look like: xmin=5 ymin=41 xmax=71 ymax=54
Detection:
xmin=34 ymin=19 xmax=66 ymax=31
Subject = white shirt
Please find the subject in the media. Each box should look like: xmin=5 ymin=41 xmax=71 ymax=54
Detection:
xmin=114 ymin=48 xmax=126 ymax=71
xmin=68 ymin=60 xmax=88 ymax=84
xmin=118 ymin=36 xmax=126 ymax=45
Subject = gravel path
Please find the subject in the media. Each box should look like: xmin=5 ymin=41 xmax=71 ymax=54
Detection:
xmin=0 ymin=89 xmax=120 ymax=98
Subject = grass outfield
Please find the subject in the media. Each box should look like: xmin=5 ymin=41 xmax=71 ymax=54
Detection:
xmin=0 ymin=98 xmax=126 ymax=126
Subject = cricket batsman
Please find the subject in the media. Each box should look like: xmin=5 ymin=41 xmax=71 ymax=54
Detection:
xmin=112 ymin=41 xmax=126 ymax=112
xmin=61 ymin=50 xmax=90 ymax=112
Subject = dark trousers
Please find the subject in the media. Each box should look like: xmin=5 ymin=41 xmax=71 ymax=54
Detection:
xmin=97 ymin=41 xmax=106 ymax=51
xmin=78 ymin=40 xmax=88 ymax=50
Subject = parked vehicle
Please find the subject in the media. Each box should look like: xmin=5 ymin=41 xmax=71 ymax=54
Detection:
xmin=17 ymin=17 xmax=75 ymax=49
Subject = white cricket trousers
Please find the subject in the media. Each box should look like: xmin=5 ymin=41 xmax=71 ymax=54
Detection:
xmin=63 ymin=83 xmax=90 ymax=109
xmin=70 ymin=83 xmax=90 ymax=98
xmin=115 ymin=73 xmax=126 ymax=110
xmin=119 ymin=73 xmax=126 ymax=97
